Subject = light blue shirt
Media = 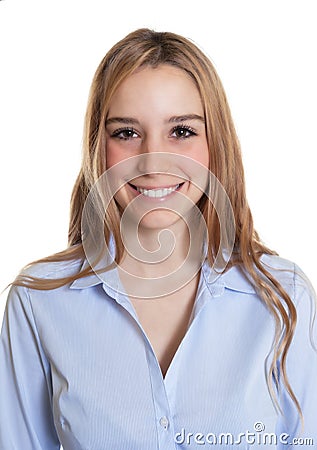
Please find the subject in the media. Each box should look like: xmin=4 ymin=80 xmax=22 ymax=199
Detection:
xmin=0 ymin=254 xmax=316 ymax=449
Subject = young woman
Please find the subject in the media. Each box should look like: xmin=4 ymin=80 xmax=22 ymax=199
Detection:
xmin=0 ymin=28 xmax=316 ymax=450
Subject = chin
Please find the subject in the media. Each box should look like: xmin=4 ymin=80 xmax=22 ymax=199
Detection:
xmin=138 ymin=210 xmax=184 ymax=231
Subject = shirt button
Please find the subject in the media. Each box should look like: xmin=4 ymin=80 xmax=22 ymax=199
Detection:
xmin=60 ymin=417 xmax=70 ymax=430
xmin=159 ymin=416 xmax=169 ymax=430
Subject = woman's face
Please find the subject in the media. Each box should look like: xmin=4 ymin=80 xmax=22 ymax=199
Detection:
xmin=105 ymin=64 xmax=209 ymax=230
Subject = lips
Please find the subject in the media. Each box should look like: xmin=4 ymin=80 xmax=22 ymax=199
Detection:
xmin=128 ymin=182 xmax=185 ymax=198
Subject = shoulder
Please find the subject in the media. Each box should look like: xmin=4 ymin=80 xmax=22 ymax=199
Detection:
xmin=5 ymin=254 xmax=84 ymax=308
xmin=261 ymin=255 xmax=317 ymax=324
xmin=218 ymin=253 xmax=315 ymax=305
xmin=260 ymin=254 xmax=314 ymax=299
xmin=3 ymin=256 xmax=85 ymax=322
xmin=259 ymin=253 xmax=296 ymax=293
xmin=260 ymin=253 xmax=295 ymax=275
xmin=205 ymin=254 xmax=307 ymax=296
xmin=19 ymin=256 xmax=83 ymax=282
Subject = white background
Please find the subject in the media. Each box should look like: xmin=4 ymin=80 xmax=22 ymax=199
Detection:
xmin=1 ymin=0 xmax=316 ymax=321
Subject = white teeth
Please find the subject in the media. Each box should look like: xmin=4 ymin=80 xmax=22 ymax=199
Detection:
xmin=137 ymin=184 xmax=179 ymax=198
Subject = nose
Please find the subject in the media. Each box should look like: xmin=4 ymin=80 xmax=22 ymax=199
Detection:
xmin=137 ymin=134 xmax=171 ymax=175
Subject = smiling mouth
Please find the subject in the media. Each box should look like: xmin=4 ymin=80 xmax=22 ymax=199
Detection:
xmin=128 ymin=182 xmax=185 ymax=198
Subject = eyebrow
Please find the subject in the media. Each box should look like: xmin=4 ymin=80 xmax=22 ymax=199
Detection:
xmin=168 ymin=114 xmax=205 ymax=123
xmin=105 ymin=114 xmax=205 ymax=126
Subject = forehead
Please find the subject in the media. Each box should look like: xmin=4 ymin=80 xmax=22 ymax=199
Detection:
xmin=108 ymin=64 xmax=203 ymax=117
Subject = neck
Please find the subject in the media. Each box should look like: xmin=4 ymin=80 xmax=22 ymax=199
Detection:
xmin=117 ymin=214 xmax=206 ymax=300
xmin=121 ymin=220 xmax=191 ymax=278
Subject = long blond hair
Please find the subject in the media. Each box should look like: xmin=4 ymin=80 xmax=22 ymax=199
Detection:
xmin=13 ymin=28 xmax=300 ymax=418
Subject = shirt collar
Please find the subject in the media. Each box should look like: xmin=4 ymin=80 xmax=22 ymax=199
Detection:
xmin=70 ymin=257 xmax=256 ymax=295
xmin=70 ymin=232 xmax=255 ymax=294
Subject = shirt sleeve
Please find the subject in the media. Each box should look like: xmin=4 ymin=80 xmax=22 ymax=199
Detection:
xmin=276 ymin=264 xmax=317 ymax=448
xmin=0 ymin=285 xmax=61 ymax=449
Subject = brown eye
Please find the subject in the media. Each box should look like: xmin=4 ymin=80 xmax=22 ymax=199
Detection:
xmin=111 ymin=128 xmax=139 ymax=140
xmin=171 ymin=125 xmax=197 ymax=139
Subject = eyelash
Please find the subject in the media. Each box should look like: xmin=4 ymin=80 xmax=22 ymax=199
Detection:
xmin=110 ymin=127 xmax=138 ymax=140
xmin=171 ymin=124 xmax=197 ymax=139
xmin=110 ymin=124 xmax=198 ymax=140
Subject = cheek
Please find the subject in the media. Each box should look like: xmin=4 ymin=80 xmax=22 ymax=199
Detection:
xmin=189 ymin=142 xmax=210 ymax=169
xmin=106 ymin=141 xmax=127 ymax=169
